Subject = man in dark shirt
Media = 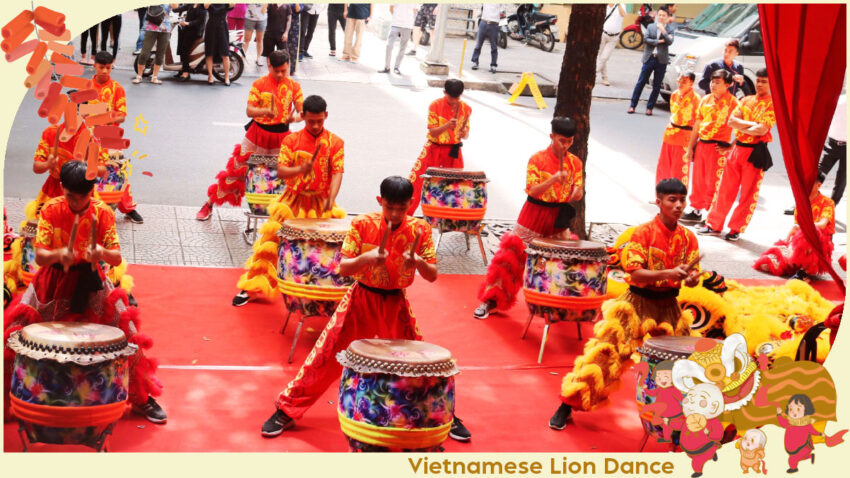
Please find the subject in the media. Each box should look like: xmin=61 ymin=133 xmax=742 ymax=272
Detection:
xmin=342 ymin=3 xmax=371 ymax=62
xmin=698 ymin=39 xmax=746 ymax=95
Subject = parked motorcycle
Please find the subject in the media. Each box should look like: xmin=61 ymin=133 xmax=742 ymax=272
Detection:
xmin=619 ymin=4 xmax=655 ymax=50
xmin=505 ymin=4 xmax=557 ymax=52
xmin=498 ymin=11 xmax=508 ymax=49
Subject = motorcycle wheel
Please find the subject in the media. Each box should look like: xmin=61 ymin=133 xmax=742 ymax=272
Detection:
xmin=619 ymin=30 xmax=643 ymax=50
xmin=538 ymin=29 xmax=555 ymax=52
xmin=212 ymin=51 xmax=244 ymax=82
xmin=498 ymin=32 xmax=507 ymax=49
xmin=508 ymin=20 xmax=522 ymax=40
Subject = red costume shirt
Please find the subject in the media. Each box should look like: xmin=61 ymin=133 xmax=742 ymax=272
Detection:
xmin=35 ymin=197 xmax=120 ymax=265
xmin=622 ymin=215 xmax=700 ymax=289
xmin=695 ymin=92 xmax=739 ymax=143
xmin=645 ymin=386 xmax=685 ymax=417
xmin=340 ymin=212 xmax=437 ymax=289
xmin=679 ymin=417 xmax=724 ymax=455
xmin=734 ymin=95 xmax=775 ymax=144
xmin=34 ymin=125 xmax=108 ymax=179
xmin=777 ymin=414 xmax=820 ymax=454
xmin=525 ymin=148 xmax=583 ymax=203
xmin=248 ymin=75 xmax=304 ymax=126
xmin=663 ymin=88 xmax=700 ymax=146
xmin=426 ymin=97 xmax=471 ymax=145
xmin=90 ymin=77 xmax=127 ymax=117
xmin=278 ymin=128 xmax=344 ymax=196
xmin=796 ymin=193 xmax=835 ymax=236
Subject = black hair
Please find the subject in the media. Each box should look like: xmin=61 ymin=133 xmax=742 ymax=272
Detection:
xmin=656 ymin=178 xmax=687 ymax=196
xmin=380 ymin=176 xmax=414 ymax=203
xmin=756 ymin=68 xmax=768 ymax=78
xmin=786 ymin=394 xmax=815 ymax=416
xmin=302 ymin=95 xmax=327 ymax=114
xmin=658 ymin=6 xmax=670 ymax=15
xmin=680 ymin=72 xmax=696 ymax=82
xmin=94 ymin=51 xmax=114 ymax=65
xmin=444 ymin=79 xmax=465 ymax=98
xmin=551 ymin=117 xmax=576 ymax=138
xmin=726 ymin=39 xmax=740 ymax=51
xmin=711 ymin=69 xmax=734 ymax=85
xmin=269 ymin=50 xmax=290 ymax=68
xmin=59 ymin=161 xmax=96 ymax=195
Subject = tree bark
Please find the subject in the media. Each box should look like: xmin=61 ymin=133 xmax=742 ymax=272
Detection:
xmin=554 ymin=4 xmax=606 ymax=239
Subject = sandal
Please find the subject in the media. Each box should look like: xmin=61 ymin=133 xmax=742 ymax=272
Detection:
xmin=151 ymin=77 xmax=162 ymax=85
xmin=208 ymin=78 xmax=215 ymax=85
xmin=132 ymin=76 xmax=142 ymax=84
xmin=645 ymin=109 xmax=653 ymax=116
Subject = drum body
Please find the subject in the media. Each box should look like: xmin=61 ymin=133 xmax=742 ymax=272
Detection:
xmin=19 ymin=220 xmax=38 ymax=286
xmin=277 ymin=218 xmax=353 ymax=316
xmin=245 ymin=154 xmax=284 ymax=216
xmin=336 ymin=339 xmax=459 ymax=452
xmin=6 ymin=322 xmax=137 ymax=447
xmin=421 ymin=167 xmax=488 ymax=233
xmin=523 ymin=239 xmax=608 ymax=322
xmin=95 ymin=156 xmax=129 ymax=208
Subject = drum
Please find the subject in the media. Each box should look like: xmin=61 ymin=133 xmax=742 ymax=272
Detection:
xmin=277 ymin=218 xmax=354 ymax=317
xmin=95 ymin=153 xmax=129 ymax=207
xmin=522 ymin=239 xmax=609 ymax=322
xmin=6 ymin=322 xmax=137 ymax=449
xmin=245 ymin=154 xmax=284 ymax=216
xmin=336 ymin=339 xmax=459 ymax=452
xmin=421 ymin=167 xmax=488 ymax=233
xmin=19 ymin=220 xmax=38 ymax=286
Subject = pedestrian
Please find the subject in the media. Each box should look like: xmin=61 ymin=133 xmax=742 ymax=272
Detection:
xmin=407 ymin=79 xmax=471 ymax=215
xmin=79 ymin=25 xmax=98 ymax=65
xmin=342 ymin=3 xmax=371 ymax=62
xmin=627 ymin=6 xmax=673 ymax=115
xmin=244 ymin=3 xmax=267 ymax=66
xmin=655 ymin=72 xmax=700 ymax=187
xmin=473 ymin=117 xmax=583 ymax=321
xmin=408 ymin=3 xmax=437 ymax=56
xmin=262 ymin=3 xmax=292 ymax=63
xmin=470 ymin=3 xmax=501 ymax=74
xmin=175 ymin=4 xmax=208 ymax=81
xmin=197 ymin=50 xmax=303 ymax=222
xmin=205 ymin=3 xmax=234 ymax=85
xmin=698 ymin=39 xmax=746 ymax=96
xmin=299 ymin=4 xmax=319 ymax=60
xmin=99 ymin=14 xmax=122 ymax=59
xmin=680 ymin=69 xmax=739 ymax=224
xmin=226 ymin=3 xmax=247 ymax=30
xmin=379 ymin=4 xmax=417 ymax=75
xmin=133 ymin=4 xmax=176 ymax=85
xmin=699 ymin=68 xmax=775 ymax=241
xmin=327 ymin=3 xmax=346 ymax=57
xmin=596 ymin=3 xmax=625 ymax=86
xmin=286 ymin=4 xmax=301 ymax=75
xmin=134 ymin=7 xmax=147 ymax=55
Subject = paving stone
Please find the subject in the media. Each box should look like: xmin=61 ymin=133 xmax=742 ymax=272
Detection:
xmin=174 ymin=205 xmax=202 ymax=220
xmin=217 ymin=207 xmax=248 ymax=222
xmin=134 ymin=204 xmax=176 ymax=220
xmin=130 ymin=217 xmax=178 ymax=234
xmin=134 ymin=244 xmax=184 ymax=265
xmin=225 ymin=232 xmax=256 ymax=249
xmin=182 ymin=246 xmax=232 ymax=265
xmin=177 ymin=219 xmax=223 ymax=235
xmin=180 ymin=232 xmax=228 ymax=248
xmin=133 ymin=229 xmax=182 ymax=246
xmin=220 ymin=220 xmax=250 ymax=235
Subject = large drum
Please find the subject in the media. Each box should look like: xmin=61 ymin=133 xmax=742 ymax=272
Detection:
xmin=336 ymin=339 xmax=459 ymax=452
xmin=6 ymin=322 xmax=137 ymax=450
xmin=277 ymin=218 xmax=354 ymax=317
xmin=245 ymin=154 xmax=284 ymax=216
xmin=522 ymin=239 xmax=609 ymax=322
xmin=95 ymin=153 xmax=129 ymax=208
xmin=421 ymin=167 xmax=488 ymax=233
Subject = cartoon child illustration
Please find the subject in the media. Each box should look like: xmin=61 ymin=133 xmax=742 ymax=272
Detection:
xmin=641 ymin=360 xmax=684 ymax=443
xmin=776 ymin=394 xmax=848 ymax=473
xmin=677 ymin=383 xmax=724 ymax=478
xmin=736 ymin=428 xmax=767 ymax=474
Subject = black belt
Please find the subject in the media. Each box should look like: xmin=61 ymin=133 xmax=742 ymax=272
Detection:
xmin=245 ymin=119 xmax=289 ymax=133
xmin=735 ymin=140 xmax=757 ymax=148
xmin=358 ymin=282 xmax=402 ymax=296
xmin=484 ymin=20 xmax=498 ymax=25
xmin=670 ymin=122 xmax=693 ymax=131
xmin=525 ymin=196 xmax=575 ymax=229
xmin=51 ymin=263 xmax=104 ymax=313
xmin=736 ymin=141 xmax=773 ymax=171
xmin=629 ymin=285 xmax=679 ymax=299
xmin=604 ymin=31 xmax=619 ymax=36
xmin=829 ymin=138 xmax=846 ymax=146
xmin=699 ymin=138 xmax=732 ymax=148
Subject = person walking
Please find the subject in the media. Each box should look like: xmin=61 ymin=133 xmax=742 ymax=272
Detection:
xmin=408 ymin=3 xmax=437 ymax=56
xmin=342 ymin=3 xmax=371 ymax=63
xmin=627 ymin=6 xmax=674 ymax=115
xmin=470 ymin=3 xmax=501 ymax=74
xmin=379 ymin=4 xmax=416 ymax=75
xmin=244 ymin=3 xmax=267 ymax=66
xmin=327 ymin=3 xmax=346 ymax=57
xmin=205 ymin=3 xmax=234 ymax=85
xmin=299 ymin=4 xmax=320 ymax=60
xmin=597 ymin=3 xmax=625 ymax=86
xmin=286 ymin=4 xmax=302 ymax=74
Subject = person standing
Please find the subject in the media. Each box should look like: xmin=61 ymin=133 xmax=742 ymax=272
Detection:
xmin=805 ymin=94 xmax=847 ymax=212
xmin=244 ymin=3 xmax=267 ymax=66
xmin=408 ymin=3 xmax=437 ymax=56
xmin=327 ymin=3 xmax=347 ymax=57
xmin=226 ymin=3 xmax=247 ymax=30
xmin=655 ymin=73 xmax=700 ymax=186
xmin=596 ymin=3 xmax=625 ymax=86
xmin=470 ymin=3 xmax=501 ymax=74
xmin=697 ymin=40 xmax=745 ymax=96
xmin=79 ymin=25 xmax=99 ymax=65
xmin=628 ymin=7 xmax=673 ymax=115
xmin=699 ymin=68 xmax=775 ymax=241
xmin=175 ymin=4 xmax=208 ymax=81
xmin=299 ymin=4 xmax=320 ymax=60
xmin=286 ymin=4 xmax=302 ymax=75
xmin=379 ymin=4 xmax=417 ymax=75
xmin=262 ymin=3 xmax=292 ymax=62
xmin=342 ymin=3 xmax=371 ymax=63
xmin=205 ymin=3 xmax=234 ymax=85
xmin=99 ymin=14 xmax=122 ymax=59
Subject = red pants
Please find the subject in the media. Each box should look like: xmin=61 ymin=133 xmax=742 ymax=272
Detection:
xmin=689 ymin=141 xmax=727 ymax=211
xmin=788 ymin=443 xmax=813 ymax=469
xmin=116 ymin=184 xmax=138 ymax=214
xmin=706 ymin=145 xmax=764 ymax=233
xmin=407 ymin=142 xmax=464 ymax=215
xmin=688 ymin=444 xmax=719 ymax=474
xmin=656 ymin=142 xmax=689 ymax=186
xmin=276 ymin=283 xmax=423 ymax=420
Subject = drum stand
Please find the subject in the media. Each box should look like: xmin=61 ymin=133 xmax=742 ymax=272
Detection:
xmin=433 ymin=224 xmax=488 ymax=265
xmin=521 ymin=311 xmax=583 ymax=364
xmin=17 ymin=420 xmax=116 ymax=452
xmin=242 ymin=211 xmax=268 ymax=245
xmin=280 ymin=309 xmax=321 ymax=364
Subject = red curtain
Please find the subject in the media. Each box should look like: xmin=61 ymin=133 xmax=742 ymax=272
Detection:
xmin=758 ymin=4 xmax=846 ymax=291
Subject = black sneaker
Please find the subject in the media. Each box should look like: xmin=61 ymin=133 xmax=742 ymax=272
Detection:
xmin=691 ymin=473 xmax=703 ymax=478
xmin=723 ymin=231 xmax=740 ymax=241
xmin=473 ymin=301 xmax=493 ymax=320
xmin=787 ymin=468 xmax=798 ymax=474
xmin=302 ymin=51 xmax=313 ymax=59
xmin=489 ymin=66 xmax=497 ymax=73
xmin=791 ymin=270 xmax=811 ymax=282
xmin=784 ymin=206 xmax=796 ymax=215
xmin=133 ymin=396 xmax=167 ymax=424
xmin=680 ymin=210 xmax=702 ymax=223
xmin=261 ymin=409 xmax=295 ymax=437
xmin=549 ymin=403 xmax=572 ymax=430
xmin=697 ymin=225 xmax=721 ymax=236
xmin=232 ymin=290 xmax=251 ymax=307
xmin=405 ymin=50 xmax=416 ymax=56
xmin=378 ymin=68 xmax=390 ymax=73
xmin=393 ymin=67 xmax=401 ymax=75
xmin=125 ymin=210 xmax=144 ymax=224
xmin=448 ymin=416 xmax=471 ymax=442
xmin=471 ymin=62 xmax=479 ymax=70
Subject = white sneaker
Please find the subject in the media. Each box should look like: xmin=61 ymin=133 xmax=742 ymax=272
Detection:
xmin=256 ymin=58 xmax=265 ymax=66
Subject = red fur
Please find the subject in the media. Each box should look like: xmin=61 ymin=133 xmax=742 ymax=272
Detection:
xmin=789 ymin=228 xmax=834 ymax=275
xmin=839 ymin=255 xmax=846 ymax=271
xmin=207 ymin=144 xmax=251 ymax=207
xmin=477 ymin=233 xmax=527 ymax=310
xmin=129 ymin=332 xmax=153 ymax=350
xmin=753 ymin=240 xmax=789 ymax=276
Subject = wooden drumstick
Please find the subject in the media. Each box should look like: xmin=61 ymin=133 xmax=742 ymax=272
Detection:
xmin=409 ymin=232 xmax=421 ymax=258
xmin=89 ymin=215 xmax=98 ymax=271
xmin=64 ymin=214 xmax=79 ymax=272
xmin=683 ymin=254 xmax=704 ymax=273
xmin=378 ymin=218 xmax=391 ymax=255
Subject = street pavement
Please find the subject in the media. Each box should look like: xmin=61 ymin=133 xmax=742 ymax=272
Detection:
xmin=2 ymin=10 xmax=845 ymax=280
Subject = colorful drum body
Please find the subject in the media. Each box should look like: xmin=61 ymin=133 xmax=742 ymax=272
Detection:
xmin=95 ymin=155 xmax=129 ymax=207
xmin=19 ymin=220 xmax=38 ymax=286
xmin=6 ymin=322 xmax=137 ymax=447
xmin=523 ymin=239 xmax=609 ymax=322
xmin=421 ymin=167 xmax=488 ymax=233
xmin=277 ymin=218 xmax=354 ymax=317
xmin=336 ymin=339 xmax=459 ymax=452
xmin=245 ymin=154 xmax=284 ymax=216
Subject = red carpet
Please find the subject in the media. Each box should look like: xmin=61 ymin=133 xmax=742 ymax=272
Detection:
xmin=3 ymin=266 xmax=843 ymax=452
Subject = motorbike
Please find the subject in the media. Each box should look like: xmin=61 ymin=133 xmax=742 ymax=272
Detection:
xmin=138 ymin=12 xmax=245 ymax=82
xmin=619 ymin=4 xmax=655 ymax=50
xmin=505 ymin=4 xmax=557 ymax=52
xmin=498 ymin=11 xmax=508 ymax=49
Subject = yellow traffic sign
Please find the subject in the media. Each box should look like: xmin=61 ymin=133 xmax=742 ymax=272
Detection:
xmin=507 ymin=72 xmax=547 ymax=109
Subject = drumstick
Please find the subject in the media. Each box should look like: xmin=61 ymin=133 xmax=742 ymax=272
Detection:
xmin=409 ymin=232 xmax=421 ymax=259
xmin=89 ymin=215 xmax=97 ymax=271
xmin=683 ymin=254 xmax=704 ymax=273
xmin=378 ymin=218 xmax=391 ymax=255
xmin=64 ymin=214 xmax=79 ymax=272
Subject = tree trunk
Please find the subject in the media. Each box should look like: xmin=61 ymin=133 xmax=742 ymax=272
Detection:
xmin=554 ymin=4 xmax=606 ymax=239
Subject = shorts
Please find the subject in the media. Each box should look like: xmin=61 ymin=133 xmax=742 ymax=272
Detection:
xmin=414 ymin=4 xmax=436 ymax=29
xmin=245 ymin=18 xmax=266 ymax=32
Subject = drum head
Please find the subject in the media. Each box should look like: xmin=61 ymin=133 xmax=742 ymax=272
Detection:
xmin=336 ymin=339 xmax=459 ymax=377
xmin=21 ymin=220 xmax=38 ymax=238
xmin=8 ymin=322 xmax=136 ymax=365
xmin=423 ymin=167 xmax=488 ymax=181
xmin=279 ymin=218 xmax=352 ymax=242
xmin=531 ymin=238 xmax=605 ymax=251
xmin=527 ymin=239 xmax=608 ymax=262
xmin=246 ymin=154 xmax=278 ymax=167
xmin=638 ymin=336 xmax=720 ymax=361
